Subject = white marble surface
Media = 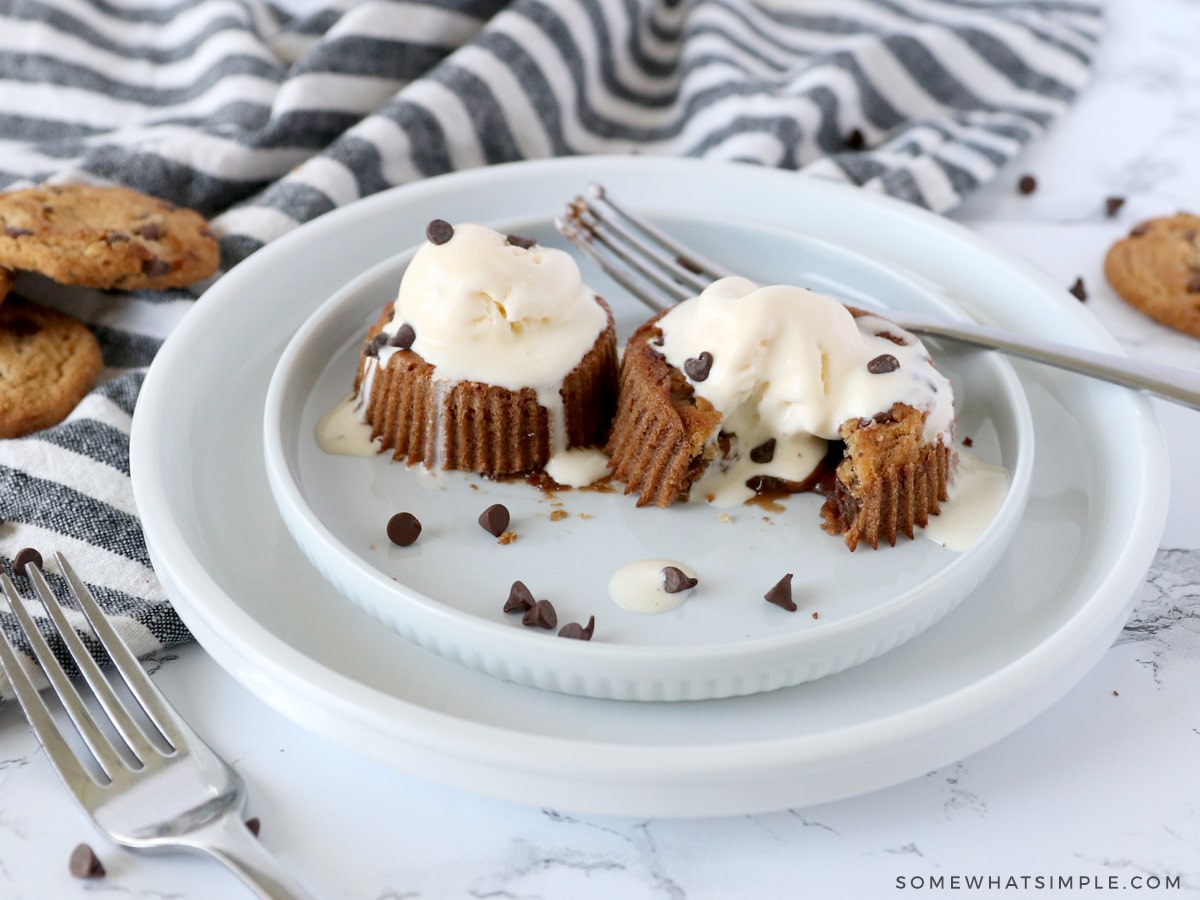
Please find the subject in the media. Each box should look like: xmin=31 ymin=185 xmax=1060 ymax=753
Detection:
xmin=2 ymin=0 xmax=1198 ymax=896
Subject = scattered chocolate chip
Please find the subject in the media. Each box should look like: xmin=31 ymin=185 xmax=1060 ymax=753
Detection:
xmin=245 ymin=817 xmax=261 ymax=837
xmin=1104 ymin=196 xmax=1125 ymax=218
xmin=962 ymin=436 xmax=974 ymax=448
xmin=1187 ymin=273 xmax=1200 ymax=294
xmin=13 ymin=547 xmax=41 ymax=576
xmin=844 ymin=128 xmax=866 ymax=150
xmin=366 ymin=333 xmax=387 ymax=357
xmin=3 ymin=226 xmax=32 ymax=237
xmin=811 ymin=611 xmax=820 ymax=620
xmin=764 ymin=573 xmax=796 ymax=611
xmin=385 ymin=512 xmax=422 ymax=546
xmin=683 ymin=351 xmax=714 ymax=382
xmin=522 ymin=599 xmax=557 ymax=629
xmin=867 ymin=353 xmax=900 ymax=374
xmin=1069 ymin=277 xmax=1087 ymax=301
xmin=105 ymin=230 xmax=130 ymax=245
xmin=135 ymin=222 xmax=163 ymax=240
xmin=141 ymin=257 xmax=172 ymax=277
xmin=1130 ymin=223 xmax=1151 ymax=237
xmin=505 ymin=233 xmax=536 ymax=250
xmin=1017 ymin=174 xmax=1037 ymax=195
xmin=661 ymin=566 xmax=698 ymax=594
xmin=389 ymin=323 xmax=416 ymax=349
xmin=559 ymin=616 xmax=596 ymax=640
xmin=68 ymin=843 xmax=105 ymax=879
xmin=426 ymin=219 xmax=454 ymax=245
xmin=504 ymin=580 xmax=535 ymax=613
xmin=478 ymin=503 xmax=510 ymax=537
xmin=749 ymin=438 xmax=776 ymax=464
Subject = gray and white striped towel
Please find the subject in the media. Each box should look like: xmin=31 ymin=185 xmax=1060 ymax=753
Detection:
xmin=0 ymin=0 xmax=1101 ymax=694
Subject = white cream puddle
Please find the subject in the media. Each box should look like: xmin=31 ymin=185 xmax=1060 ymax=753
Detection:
xmin=924 ymin=448 xmax=1011 ymax=551
xmin=316 ymin=394 xmax=379 ymax=456
xmin=544 ymin=447 xmax=611 ymax=487
xmin=608 ymin=559 xmax=699 ymax=615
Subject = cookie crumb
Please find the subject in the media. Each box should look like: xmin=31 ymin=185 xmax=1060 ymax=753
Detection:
xmin=498 ymin=530 xmax=518 ymax=545
xmin=549 ymin=509 xmax=569 ymax=521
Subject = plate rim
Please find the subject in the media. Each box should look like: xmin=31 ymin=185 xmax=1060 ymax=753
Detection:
xmin=130 ymin=155 xmax=1169 ymax=814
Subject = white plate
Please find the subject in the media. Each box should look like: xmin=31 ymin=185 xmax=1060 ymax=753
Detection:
xmin=263 ymin=228 xmax=1033 ymax=701
xmin=130 ymin=157 xmax=1168 ymax=817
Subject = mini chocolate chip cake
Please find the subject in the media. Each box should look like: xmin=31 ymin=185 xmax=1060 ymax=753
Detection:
xmin=351 ymin=221 xmax=618 ymax=477
xmin=606 ymin=279 xmax=957 ymax=550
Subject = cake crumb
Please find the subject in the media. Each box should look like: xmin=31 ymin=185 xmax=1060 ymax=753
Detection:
xmin=578 ymin=512 xmax=592 ymax=520
xmin=549 ymin=509 xmax=569 ymax=521
xmin=498 ymin=530 xmax=518 ymax=545
xmin=718 ymin=513 xmax=733 ymax=523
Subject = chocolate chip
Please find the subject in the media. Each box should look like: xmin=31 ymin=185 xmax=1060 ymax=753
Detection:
xmin=141 ymin=257 xmax=172 ymax=277
xmin=68 ymin=843 xmax=105 ymax=879
xmin=366 ymin=333 xmax=387 ymax=357
xmin=389 ymin=323 xmax=416 ymax=349
xmin=10 ymin=317 xmax=40 ymax=337
xmin=764 ymin=573 xmax=796 ymax=611
xmin=559 ymin=616 xmax=596 ymax=640
xmin=749 ymin=438 xmax=776 ymax=464
xmin=844 ymin=128 xmax=866 ymax=150
xmin=1187 ymin=273 xmax=1200 ymax=294
xmin=136 ymin=222 xmax=162 ymax=240
xmin=1017 ymin=174 xmax=1037 ymax=195
xmin=13 ymin=547 xmax=42 ymax=576
xmin=426 ymin=219 xmax=454 ymax=245
xmin=867 ymin=353 xmax=900 ymax=374
xmin=105 ymin=230 xmax=130 ymax=245
xmin=505 ymin=233 xmax=536 ymax=249
xmin=1130 ymin=223 xmax=1151 ymax=237
xmin=874 ymin=330 xmax=909 ymax=346
xmin=1104 ymin=196 xmax=1125 ymax=218
xmin=522 ymin=599 xmax=557 ymax=629
xmin=245 ymin=817 xmax=261 ymax=837
xmin=504 ymin=580 xmax=535 ymax=613
xmin=1069 ymin=277 xmax=1087 ymax=301
xmin=3 ymin=226 xmax=32 ymax=237
xmin=386 ymin=512 xmax=422 ymax=546
xmin=478 ymin=503 xmax=510 ymax=537
xmin=661 ymin=566 xmax=698 ymax=594
xmin=683 ymin=351 xmax=713 ymax=382
xmin=873 ymin=410 xmax=895 ymax=425
xmin=963 ymin=436 xmax=974 ymax=447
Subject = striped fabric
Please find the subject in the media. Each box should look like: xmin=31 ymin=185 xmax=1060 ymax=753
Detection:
xmin=0 ymin=0 xmax=1101 ymax=694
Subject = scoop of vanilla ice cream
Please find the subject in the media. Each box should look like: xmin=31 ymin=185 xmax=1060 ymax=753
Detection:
xmin=379 ymin=223 xmax=606 ymax=393
xmin=657 ymin=276 xmax=954 ymax=464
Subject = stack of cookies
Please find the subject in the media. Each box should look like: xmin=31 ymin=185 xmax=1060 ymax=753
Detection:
xmin=0 ymin=184 xmax=219 ymax=438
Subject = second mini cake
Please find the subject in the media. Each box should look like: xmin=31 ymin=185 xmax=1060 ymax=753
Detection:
xmin=607 ymin=277 xmax=957 ymax=550
xmin=353 ymin=221 xmax=618 ymax=477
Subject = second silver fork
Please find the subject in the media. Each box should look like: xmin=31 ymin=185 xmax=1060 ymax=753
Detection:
xmin=557 ymin=183 xmax=1200 ymax=411
xmin=0 ymin=553 xmax=312 ymax=899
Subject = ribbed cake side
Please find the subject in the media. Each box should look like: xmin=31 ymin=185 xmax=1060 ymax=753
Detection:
xmin=820 ymin=402 xmax=953 ymax=551
xmin=355 ymin=298 xmax=618 ymax=477
xmin=606 ymin=313 xmax=723 ymax=507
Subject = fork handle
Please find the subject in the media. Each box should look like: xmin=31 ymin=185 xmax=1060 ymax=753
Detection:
xmin=185 ymin=813 xmax=315 ymax=899
xmin=897 ymin=313 xmax=1200 ymax=411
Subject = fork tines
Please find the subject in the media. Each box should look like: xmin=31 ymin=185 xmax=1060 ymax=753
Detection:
xmin=0 ymin=554 xmax=181 ymax=790
xmin=556 ymin=182 xmax=734 ymax=312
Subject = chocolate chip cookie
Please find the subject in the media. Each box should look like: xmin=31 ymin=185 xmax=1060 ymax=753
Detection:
xmin=0 ymin=299 xmax=103 ymax=438
xmin=0 ymin=184 xmax=218 ymax=290
xmin=1104 ymin=213 xmax=1200 ymax=339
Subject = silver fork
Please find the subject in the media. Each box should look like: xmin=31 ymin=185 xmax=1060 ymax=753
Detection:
xmin=0 ymin=552 xmax=312 ymax=899
xmin=556 ymin=183 xmax=1200 ymax=412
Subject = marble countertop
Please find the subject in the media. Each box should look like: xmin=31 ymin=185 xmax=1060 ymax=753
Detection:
xmin=1 ymin=0 xmax=1197 ymax=896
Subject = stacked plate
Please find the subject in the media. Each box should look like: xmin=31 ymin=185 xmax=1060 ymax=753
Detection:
xmin=130 ymin=157 xmax=1168 ymax=817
